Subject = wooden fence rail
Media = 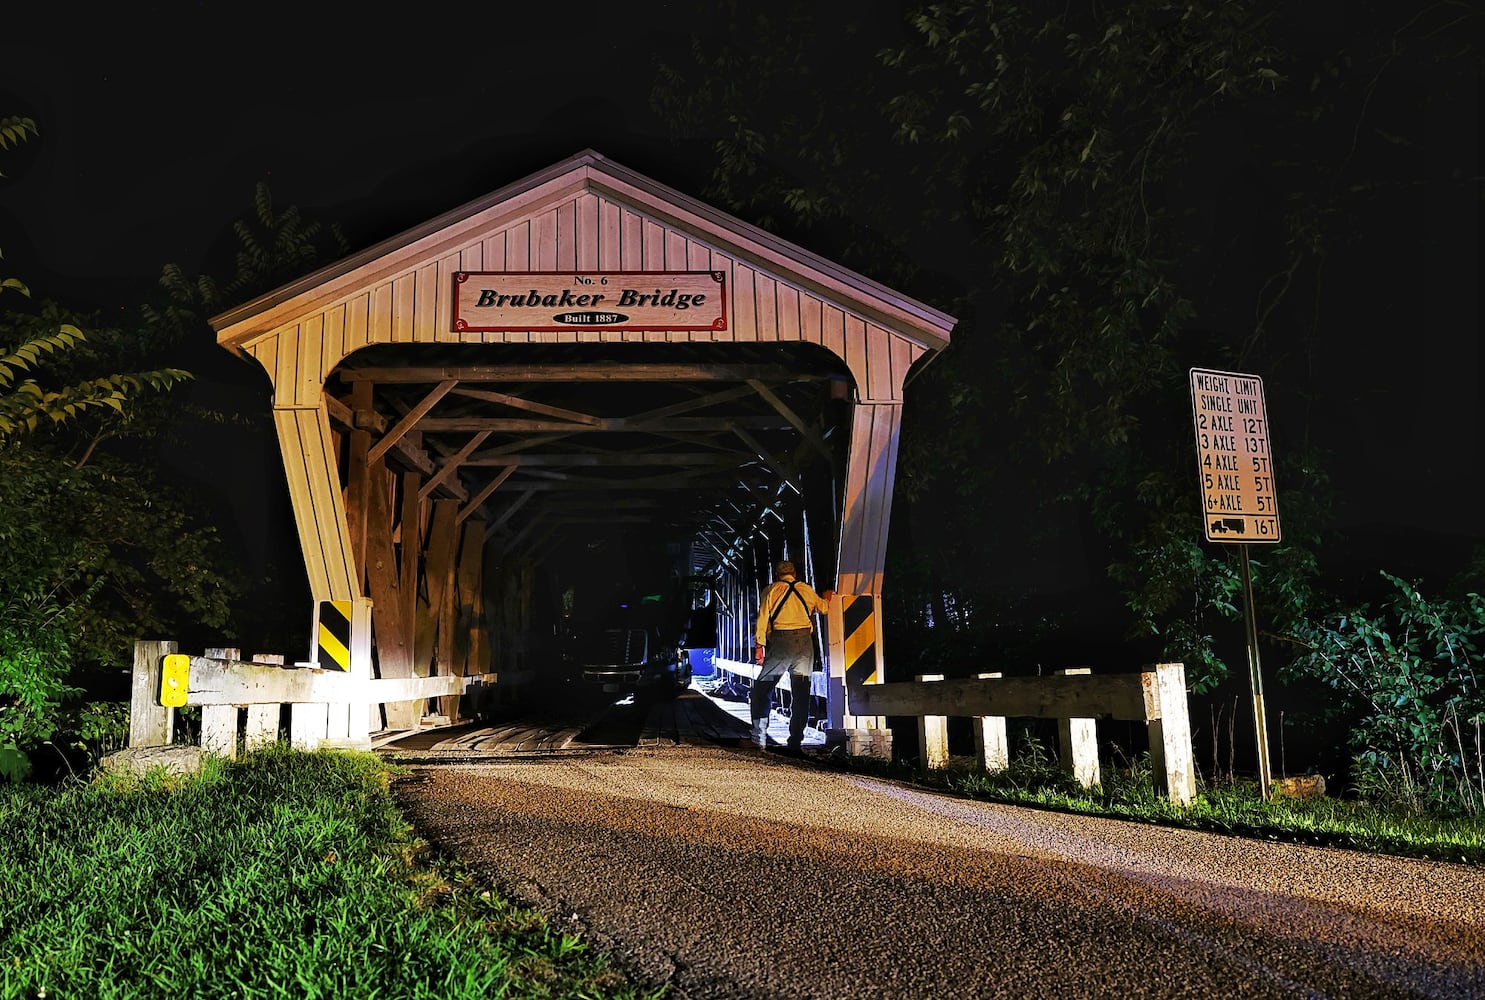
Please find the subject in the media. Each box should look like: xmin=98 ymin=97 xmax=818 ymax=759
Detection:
xmin=847 ymin=663 xmax=1196 ymax=805
xmin=127 ymin=640 xmax=506 ymax=757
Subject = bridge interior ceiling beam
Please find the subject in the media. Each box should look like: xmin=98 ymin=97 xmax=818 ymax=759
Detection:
xmin=325 ymin=344 xmax=851 ymax=579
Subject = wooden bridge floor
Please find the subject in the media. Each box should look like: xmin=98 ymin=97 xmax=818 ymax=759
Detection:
xmin=372 ymin=685 xmax=807 ymax=761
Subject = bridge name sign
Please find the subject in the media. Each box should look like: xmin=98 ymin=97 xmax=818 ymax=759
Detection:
xmin=453 ymin=270 xmax=727 ymax=332
xmin=1189 ymin=367 xmax=1281 ymax=543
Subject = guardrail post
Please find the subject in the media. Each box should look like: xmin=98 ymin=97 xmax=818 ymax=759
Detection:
xmin=1146 ymin=662 xmax=1196 ymax=805
xmin=200 ymin=647 xmax=244 ymax=758
xmin=973 ymin=672 xmax=1009 ymax=772
xmin=244 ymin=705 xmax=278 ymax=750
xmin=291 ymin=703 xmax=330 ymax=750
xmin=245 ymin=654 xmax=285 ymax=751
xmin=916 ymin=674 xmax=949 ymax=773
xmin=1057 ymin=667 xmax=1101 ymax=788
xmin=129 ymin=640 xmax=177 ymax=748
xmin=201 ymin=705 xmax=238 ymax=758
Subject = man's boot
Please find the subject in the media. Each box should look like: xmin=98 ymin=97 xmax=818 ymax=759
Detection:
xmin=752 ymin=715 xmax=771 ymax=747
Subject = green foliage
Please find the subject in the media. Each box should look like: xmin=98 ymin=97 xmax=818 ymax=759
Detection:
xmin=62 ymin=699 xmax=131 ymax=759
xmin=650 ymin=2 xmax=1484 ymax=692
xmin=834 ymin=732 xmax=1485 ymax=863
xmin=0 ymin=331 xmax=191 ymax=441
xmin=1 ymin=749 xmax=660 ymax=999
xmin=0 ymin=443 xmax=239 ymax=674
xmin=0 ymin=591 xmax=85 ymax=781
xmin=1283 ymin=573 xmax=1485 ymax=817
xmin=0 ymin=115 xmax=38 ymax=161
xmin=143 ymin=180 xmax=350 ymax=340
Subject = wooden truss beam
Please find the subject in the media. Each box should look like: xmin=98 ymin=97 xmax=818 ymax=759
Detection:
xmin=340 ymin=364 xmax=824 ymax=383
xmin=415 ymin=416 xmax=790 ymax=433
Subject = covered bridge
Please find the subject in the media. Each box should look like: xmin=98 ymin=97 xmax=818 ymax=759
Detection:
xmin=209 ymin=149 xmax=956 ymax=747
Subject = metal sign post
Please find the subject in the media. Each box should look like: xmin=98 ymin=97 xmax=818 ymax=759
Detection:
xmin=1190 ymin=368 xmax=1281 ymax=800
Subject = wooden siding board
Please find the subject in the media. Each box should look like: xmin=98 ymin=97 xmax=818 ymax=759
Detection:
xmin=273 ymin=407 xmax=360 ymax=601
xmin=535 ymin=210 xmax=558 ymax=271
xmin=307 ymin=407 xmax=358 ymax=601
xmin=273 ymin=328 xmax=298 ymax=408
xmin=433 ymin=254 xmax=460 ymax=343
xmin=414 ymin=263 xmax=439 ymax=343
xmin=345 ymin=294 xmax=370 ymax=361
xmin=391 ymin=274 xmax=414 ymax=343
xmin=845 ymin=316 xmax=870 ymax=401
xmin=755 ymin=274 xmax=778 ymax=343
xmin=868 ymin=404 xmax=904 ymax=579
xmin=834 ymin=403 xmax=901 ymax=596
xmin=320 ymin=306 xmax=345 ymax=385
xmin=622 ymin=209 xmax=643 ymax=269
xmin=370 ymin=284 xmax=393 ymax=343
xmin=508 ymin=221 xmax=531 ymax=269
xmin=483 ymin=230 xmax=506 ymax=271
xmin=643 ymin=219 xmax=665 ymax=270
xmin=296 ymin=317 xmax=323 ymax=406
xmin=802 ymin=293 xmax=822 ymax=346
xmin=837 ymin=404 xmax=874 ymax=593
xmin=893 ymin=337 xmax=921 ymax=401
xmin=665 ymin=229 xmax=687 ymax=271
xmin=577 ymin=194 xmax=599 ymax=270
xmin=733 ymin=266 xmax=756 ymax=342
xmin=556 ymin=199 xmax=577 ymax=271
xmin=777 ymin=282 xmax=800 ymax=342
xmin=599 ymin=199 xmax=622 ymax=270
xmin=865 ymin=321 xmax=893 ymax=402
xmin=823 ymin=306 xmax=846 ymax=363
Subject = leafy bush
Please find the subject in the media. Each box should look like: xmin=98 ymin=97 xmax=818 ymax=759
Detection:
xmin=1284 ymin=572 xmax=1485 ymax=817
xmin=0 ymin=592 xmax=84 ymax=781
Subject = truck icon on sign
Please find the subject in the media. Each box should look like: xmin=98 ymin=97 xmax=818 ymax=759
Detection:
xmin=1209 ymin=517 xmax=1246 ymax=535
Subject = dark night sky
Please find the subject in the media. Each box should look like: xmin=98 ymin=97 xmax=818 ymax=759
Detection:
xmin=2 ymin=2 xmax=1481 ymax=598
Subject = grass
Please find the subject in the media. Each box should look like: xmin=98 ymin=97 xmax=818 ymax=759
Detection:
xmin=0 ymin=746 xmax=665 ymax=1000
xmin=816 ymin=742 xmax=1485 ymax=867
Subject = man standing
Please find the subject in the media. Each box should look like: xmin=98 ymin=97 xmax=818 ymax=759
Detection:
xmin=751 ymin=560 xmax=834 ymax=754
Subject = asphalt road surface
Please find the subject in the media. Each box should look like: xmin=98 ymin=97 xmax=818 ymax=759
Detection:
xmin=392 ymin=737 xmax=1485 ymax=999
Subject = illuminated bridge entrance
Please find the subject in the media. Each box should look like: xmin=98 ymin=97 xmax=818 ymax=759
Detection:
xmin=208 ymin=150 xmax=956 ymax=752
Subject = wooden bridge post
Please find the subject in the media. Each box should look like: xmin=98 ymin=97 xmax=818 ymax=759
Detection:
xmin=1146 ymin=662 xmax=1196 ymax=805
xmin=1057 ymin=668 xmax=1101 ymax=788
xmin=973 ymin=672 xmax=1009 ymax=772
xmin=916 ymin=674 xmax=949 ymax=773
xmin=128 ymin=640 xmax=177 ymax=748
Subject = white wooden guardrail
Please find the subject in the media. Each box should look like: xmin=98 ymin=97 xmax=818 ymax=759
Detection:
xmin=127 ymin=640 xmax=504 ymax=757
xmin=847 ymin=663 xmax=1196 ymax=805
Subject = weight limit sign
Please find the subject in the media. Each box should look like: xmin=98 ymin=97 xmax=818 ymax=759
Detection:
xmin=1189 ymin=368 xmax=1281 ymax=543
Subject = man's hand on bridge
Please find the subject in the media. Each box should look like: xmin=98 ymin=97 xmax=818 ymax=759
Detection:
xmin=754 ymin=645 xmax=765 ymax=665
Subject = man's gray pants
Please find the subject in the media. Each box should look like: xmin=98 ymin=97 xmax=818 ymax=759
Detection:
xmin=751 ymin=627 xmax=815 ymax=747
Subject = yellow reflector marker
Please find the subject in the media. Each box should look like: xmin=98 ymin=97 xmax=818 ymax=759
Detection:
xmin=160 ymin=653 xmax=190 ymax=707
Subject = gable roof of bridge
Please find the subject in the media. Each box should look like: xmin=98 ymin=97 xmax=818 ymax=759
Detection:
xmin=211 ymin=150 xmax=955 ymax=387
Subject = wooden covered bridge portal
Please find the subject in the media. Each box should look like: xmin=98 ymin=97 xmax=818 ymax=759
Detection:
xmin=208 ymin=150 xmax=956 ymax=750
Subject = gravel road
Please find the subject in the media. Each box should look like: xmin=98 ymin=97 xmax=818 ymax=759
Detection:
xmin=392 ymin=743 xmax=1485 ymax=1000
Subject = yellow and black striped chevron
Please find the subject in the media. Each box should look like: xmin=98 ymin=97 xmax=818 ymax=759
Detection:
xmin=841 ymin=595 xmax=877 ymax=686
xmin=317 ymin=600 xmax=352 ymax=671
